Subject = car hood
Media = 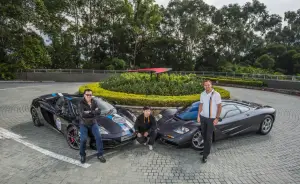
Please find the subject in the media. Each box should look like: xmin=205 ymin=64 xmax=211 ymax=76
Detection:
xmin=158 ymin=117 xmax=197 ymax=131
xmin=96 ymin=113 xmax=135 ymax=134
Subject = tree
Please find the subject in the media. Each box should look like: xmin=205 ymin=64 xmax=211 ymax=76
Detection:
xmin=1 ymin=0 xmax=300 ymax=77
xmin=255 ymin=54 xmax=275 ymax=69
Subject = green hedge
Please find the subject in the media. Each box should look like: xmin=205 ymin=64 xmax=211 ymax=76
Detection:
xmin=198 ymin=76 xmax=266 ymax=87
xmin=101 ymin=73 xmax=203 ymax=96
xmin=79 ymin=82 xmax=230 ymax=107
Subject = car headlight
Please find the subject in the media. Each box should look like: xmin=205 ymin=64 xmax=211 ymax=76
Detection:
xmin=155 ymin=114 xmax=163 ymax=121
xmin=99 ymin=126 xmax=109 ymax=134
xmin=173 ymin=126 xmax=190 ymax=134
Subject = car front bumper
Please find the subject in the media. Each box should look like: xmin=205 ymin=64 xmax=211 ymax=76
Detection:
xmin=157 ymin=129 xmax=197 ymax=147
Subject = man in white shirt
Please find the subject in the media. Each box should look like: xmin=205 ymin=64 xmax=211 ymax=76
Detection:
xmin=197 ymin=80 xmax=222 ymax=163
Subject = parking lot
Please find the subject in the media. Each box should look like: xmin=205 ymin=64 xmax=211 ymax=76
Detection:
xmin=0 ymin=82 xmax=299 ymax=184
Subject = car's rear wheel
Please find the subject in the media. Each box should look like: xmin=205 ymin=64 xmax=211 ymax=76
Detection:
xmin=66 ymin=125 xmax=80 ymax=150
xmin=259 ymin=115 xmax=274 ymax=135
xmin=31 ymin=108 xmax=43 ymax=127
xmin=191 ymin=130 xmax=204 ymax=150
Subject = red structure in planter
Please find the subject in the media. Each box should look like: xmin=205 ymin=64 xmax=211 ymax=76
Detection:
xmin=127 ymin=68 xmax=172 ymax=80
xmin=127 ymin=68 xmax=172 ymax=74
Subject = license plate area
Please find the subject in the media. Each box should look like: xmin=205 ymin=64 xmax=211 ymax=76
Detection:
xmin=121 ymin=134 xmax=133 ymax=142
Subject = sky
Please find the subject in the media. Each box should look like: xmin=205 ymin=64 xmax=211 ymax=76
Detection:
xmin=155 ymin=0 xmax=300 ymax=18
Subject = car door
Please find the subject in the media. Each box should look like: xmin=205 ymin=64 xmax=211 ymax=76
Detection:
xmin=215 ymin=104 xmax=244 ymax=136
xmin=53 ymin=99 xmax=74 ymax=132
xmin=38 ymin=100 xmax=57 ymax=126
xmin=236 ymin=104 xmax=258 ymax=132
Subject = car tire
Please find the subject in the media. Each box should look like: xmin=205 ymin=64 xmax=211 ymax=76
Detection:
xmin=66 ymin=125 xmax=80 ymax=150
xmin=259 ymin=115 xmax=274 ymax=135
xmin=191 ymin=130 xmax=204 ymax=151
xmin=31 ymin=108 xmax=43 ymax=127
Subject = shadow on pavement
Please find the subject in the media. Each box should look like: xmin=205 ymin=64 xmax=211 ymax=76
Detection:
xmin=9 ymin=121 xmax=130 ymax=162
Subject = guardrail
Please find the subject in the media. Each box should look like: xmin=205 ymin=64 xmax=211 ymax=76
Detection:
xmin=19 ymin=69 xmax=300 ymax=81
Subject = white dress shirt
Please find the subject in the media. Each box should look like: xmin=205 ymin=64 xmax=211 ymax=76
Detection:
xmin=200 ymin=89 xmax=222 ymax=118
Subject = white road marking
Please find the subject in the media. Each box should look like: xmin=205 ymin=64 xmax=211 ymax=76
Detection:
xmin=0 ymin=127 xmax=91 ymax=168
xmin=0 ymin=85 xmax=53 ymax=91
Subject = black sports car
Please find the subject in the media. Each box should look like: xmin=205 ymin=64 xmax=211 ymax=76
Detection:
xmin=30 ymin=93 xmax=137 ymax=150
xmin=156 ymin=99 xmax=276 ymax=150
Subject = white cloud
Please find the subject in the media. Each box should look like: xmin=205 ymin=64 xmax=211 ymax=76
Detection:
xmin=155 ymin=0 xmax=300 ymax=18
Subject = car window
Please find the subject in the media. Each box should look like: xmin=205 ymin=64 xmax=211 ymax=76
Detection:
xmin=237 ymin=105 xmax=250 ymax=113
xmin=177 ymin=111 xmax=198 ymax=120
xmin=70 ymin=97 xmax=116 ymax=116
xmin=94 ymin=98 xmax=115 ymax=115
xmin=178 ymin=105 xmax=192 ymax=113
xmin=225 ymin=109 xmax=241 ymax=118
xmin=220 ymin=104 xmax=238 ymax=118
xmin=190 ymin=106 xmax=198 ymax=112
xmin=62 ymin=100 xmax=73 ymax=117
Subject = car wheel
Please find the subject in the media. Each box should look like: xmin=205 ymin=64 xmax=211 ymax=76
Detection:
xmin=259 ymin=115 xmax=274 ymax=135
xmin=191 ymin=130 xmax=204 ymax=151
xmin=31 ymin=108 xmax=43 ymax=127
xmin=66 ymin=125 xmax=80 ymax=150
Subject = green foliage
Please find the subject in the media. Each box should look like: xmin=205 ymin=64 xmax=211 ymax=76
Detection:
xmin=103 ymin=58 xmax=126 ymax=70
xmin=255 ymin=54 xmax=275 ymax=69
xmin=101 ymin=73 xmax=203 ymax=96
xmin=0 ymin=63 xmax=16 ymax=80
xmin=2 ymin=0 xmax=300 ymax=76
xmin=198 ymin=76 xmax=266 ymax=87
xmin=293 ymin=53 xmax=300 ymax=73
xmin=219 ymin=62 xmax=274 ymax=74
xmin=78 ymin=82 xmax=230 ymax=107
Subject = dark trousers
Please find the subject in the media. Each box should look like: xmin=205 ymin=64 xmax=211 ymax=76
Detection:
xmin=79 ymin=122 xmax=103 ymax=157
xmin=200 ymin=115 xmax=214 ymax=158
xmin=137 ymin=130 xmax=157 ymax=145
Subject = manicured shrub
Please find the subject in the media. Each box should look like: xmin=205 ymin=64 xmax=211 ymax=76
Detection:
xmin=79 ymin=82 xmax=230 ymax=107
xmin=101 ymin=73 xmax=204 ymax=96
xmin=198 ymin=76 xmax=266 ymax=87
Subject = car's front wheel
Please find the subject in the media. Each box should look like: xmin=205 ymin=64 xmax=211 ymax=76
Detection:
xmin=66 ymin=125 xmax=80 ymax=150
xmin=259 ymin=115 xmax=274 ymax=135
xmin=31 ymin=108 xmax=43 ymax=127
xmin=191 ymin=130 xmax=204 ymax=150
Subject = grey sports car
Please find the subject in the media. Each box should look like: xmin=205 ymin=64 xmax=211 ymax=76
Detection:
xmin=156 ymin=99 xmax=276 ymax=150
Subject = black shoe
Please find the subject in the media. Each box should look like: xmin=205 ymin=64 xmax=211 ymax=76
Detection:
xmin=97 ymin=156 xmax=106 ymax=163
xmin=80 ymin=156 xmax=86 ymax=164
xmin=202 ymin=156 xmax=207 ymax=163
xmin=199 ymin=151 xmax=203 ymax=155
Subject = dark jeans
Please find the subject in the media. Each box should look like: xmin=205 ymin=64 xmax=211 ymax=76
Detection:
xmin=200 ymin=115 xmax=215 ymax=158
xmin=136 ymin=129 xmax=157 ymax=145
xmin=79 ymin=122 xmax=103 ymax=157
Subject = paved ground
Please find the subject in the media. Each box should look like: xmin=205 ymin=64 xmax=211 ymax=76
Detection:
xmin=0 ymin=82 xmax=299 ymax=184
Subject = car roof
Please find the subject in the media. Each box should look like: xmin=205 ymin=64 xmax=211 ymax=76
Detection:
xmin=191 ymin=99 xmax=262 ymax=108
xmin=39 ymin=93 xmax=83 ymax=101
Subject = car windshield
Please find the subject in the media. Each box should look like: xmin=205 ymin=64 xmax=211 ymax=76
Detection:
xmin=70 ymin=97 xmax=116 ymax=116
xmin=175 ymin=104 xmax=198 ymax=120
xmin=94 ymin=98 xmax=116 ymax=115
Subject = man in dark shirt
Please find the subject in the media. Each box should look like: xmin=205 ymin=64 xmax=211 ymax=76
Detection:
xmin=134 ymin=106 xmax=158 ymax=150
xmin=78 ymin=89 xmax=106 ymax=164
